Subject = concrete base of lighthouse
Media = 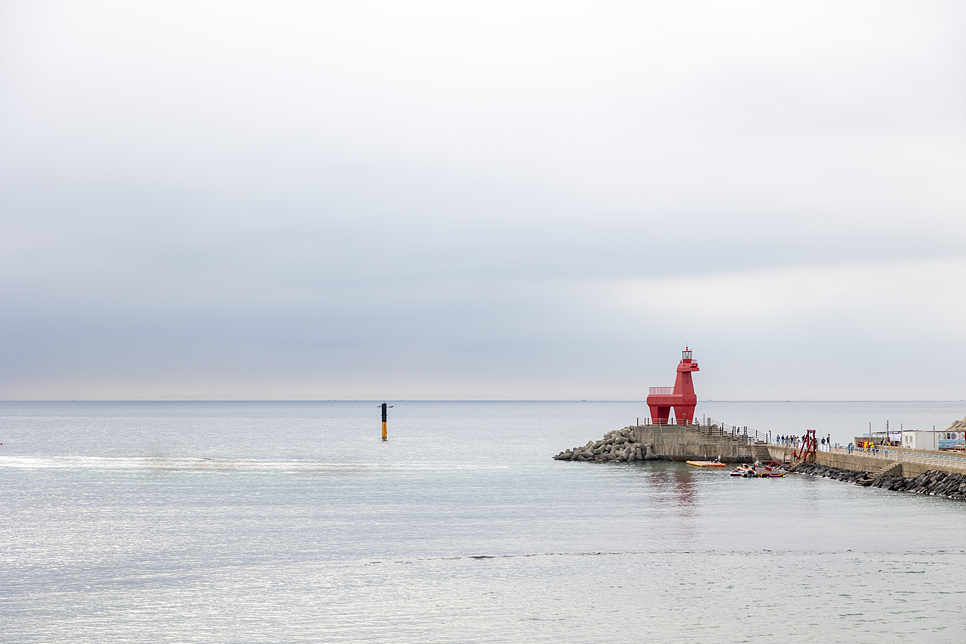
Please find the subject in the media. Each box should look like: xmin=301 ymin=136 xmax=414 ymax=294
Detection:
xmin=629 ymin=424 xmax=760 ymax=463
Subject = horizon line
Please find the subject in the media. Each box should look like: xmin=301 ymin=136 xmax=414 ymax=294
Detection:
xmin=2 ymin=399 xmax=965 ymax=404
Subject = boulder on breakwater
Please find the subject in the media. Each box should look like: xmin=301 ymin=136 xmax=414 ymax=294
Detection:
xmin=552 ymin=427 xmax=660 ymax=463
xmin=796 ymin=463 xmax=966 ymax=501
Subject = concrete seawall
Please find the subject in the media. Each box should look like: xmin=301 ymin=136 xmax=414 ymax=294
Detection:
xmin=767 ymin=446 xmax=966 ymax=477
xmin=630 ymin=424 xmax=758 ymax=462
xmin=556 ymin=424 xmax=966 ymax=472
xmin=553 ymin=424 xmax=763 ymax=463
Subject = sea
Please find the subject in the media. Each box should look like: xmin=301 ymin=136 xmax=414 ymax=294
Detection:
xmin=2 ymin=400 xmax=965 ymax=643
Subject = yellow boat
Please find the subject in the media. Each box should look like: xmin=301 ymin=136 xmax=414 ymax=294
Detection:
xmin=686 ymin=460 xmax=727 ymax=468
xmin=755 ymin=467 xmax=785 ymax=477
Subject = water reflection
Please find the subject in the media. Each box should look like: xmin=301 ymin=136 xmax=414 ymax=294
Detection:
xmin=635 ymin=464 xmax=700 ymax=546
xmin=640 ymin=464 xmax=696 ymax=506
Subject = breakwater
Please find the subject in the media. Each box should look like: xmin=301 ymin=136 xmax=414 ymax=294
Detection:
xmin=766 ymin=444 xmax=966 ymax=478
xmin=553 ymin=426 xmax=660 ymax=463
xmin=796 ymin=463 xmax=966 ymax=501
xmin=553 ymin=423 xmax=762 ymax=463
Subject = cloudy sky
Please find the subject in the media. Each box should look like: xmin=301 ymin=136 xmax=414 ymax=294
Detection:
xmin=2 ymin=0 xmax=964 ymax=400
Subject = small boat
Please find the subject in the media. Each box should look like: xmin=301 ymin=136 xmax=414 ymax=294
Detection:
xmin=755 ymin=467 xmax=785 ymax=478
xmin=686 ymin=459 xmax=726 ymax=468
xmin=731 ymin=461 xmax=785 ymax=477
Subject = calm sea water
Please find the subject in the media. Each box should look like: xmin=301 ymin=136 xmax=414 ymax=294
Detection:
xmin=2 ymin=401 xmax=965 ymax=643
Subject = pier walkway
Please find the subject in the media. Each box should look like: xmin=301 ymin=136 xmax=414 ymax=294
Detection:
xmin=626 ymin=417 xmax=966 ymax=475
xmin=766 ymin=444 xmax=966 ymax=477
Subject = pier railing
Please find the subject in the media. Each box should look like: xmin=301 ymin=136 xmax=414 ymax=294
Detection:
xmin=828 ymin=445 xmax=966 ymax=469
xmin=644 ymin=417 xmax=768 ymax=445
xmin=700 ymin=417 xmax=768 ymax=445
xmin=636 ymin=420 xmax=966 ymax=467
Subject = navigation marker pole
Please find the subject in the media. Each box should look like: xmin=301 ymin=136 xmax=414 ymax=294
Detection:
xmin=381 ymin=402 xmax=393 ymax=441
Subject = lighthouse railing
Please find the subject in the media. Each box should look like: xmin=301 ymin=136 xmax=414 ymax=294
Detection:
xmin=691 ymin=417 xmax=768 ymax=445
xmin=641 ymin=416 xmax=770 ymax=445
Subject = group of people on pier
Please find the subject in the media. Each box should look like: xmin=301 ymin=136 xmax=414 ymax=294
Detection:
xmin=776 ymin=434 xmax=834 ymax=451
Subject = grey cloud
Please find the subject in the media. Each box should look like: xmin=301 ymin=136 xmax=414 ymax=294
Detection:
xmin=1 ymin=1 xmax=964 ymax=399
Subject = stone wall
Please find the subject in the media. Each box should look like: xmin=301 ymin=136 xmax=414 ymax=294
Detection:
xmin=818 ymin=450 xmax=895 ymax=473
xmin=796 ymin=463 xmax=966 ymax=501
xmin=553 ymin=424 xmax=759 ymax=463
xmin=766 ymin=445 xmax=966 ymax=477
xmin=629 ymin=424 xmax=757 ymax=462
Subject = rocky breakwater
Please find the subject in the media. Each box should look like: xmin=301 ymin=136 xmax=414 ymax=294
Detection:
xmin=797 ymin=463 xmax=966 ymax=501
xmin=552 ymin=427 xmax=659 ymax=463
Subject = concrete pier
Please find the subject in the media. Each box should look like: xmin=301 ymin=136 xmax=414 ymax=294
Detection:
xmin=628 ymin=423 xmax=759 ymax=463
xmin=553 ymin=423 xmax=764 ymax=463
xmin=768 ymin=445 xmax=966 ymax=477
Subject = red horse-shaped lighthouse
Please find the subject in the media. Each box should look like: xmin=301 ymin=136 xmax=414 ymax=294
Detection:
xmin=646 ymin=347 xmax=699 ymax=425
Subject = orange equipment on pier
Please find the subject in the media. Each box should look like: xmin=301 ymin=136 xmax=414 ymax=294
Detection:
xmin=646 ymin=347 xmax=699 ymax=425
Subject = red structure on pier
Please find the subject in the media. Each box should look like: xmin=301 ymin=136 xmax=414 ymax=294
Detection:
xmin=646 ymin=347 xmax=699 ymax=425
xmin=799 ymin=429 xmax=817 ymax=464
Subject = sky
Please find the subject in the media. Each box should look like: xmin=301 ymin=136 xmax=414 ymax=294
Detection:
xmin=1 ymin=0 xmax=964 ymax=401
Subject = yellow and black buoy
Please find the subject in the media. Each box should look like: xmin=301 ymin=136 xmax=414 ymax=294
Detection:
xmin=381 ymin=402 xmax=393 ymax=441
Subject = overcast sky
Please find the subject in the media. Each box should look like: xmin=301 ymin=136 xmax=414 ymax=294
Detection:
xmin=1 ymin=0 xmax=964 ymax=400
